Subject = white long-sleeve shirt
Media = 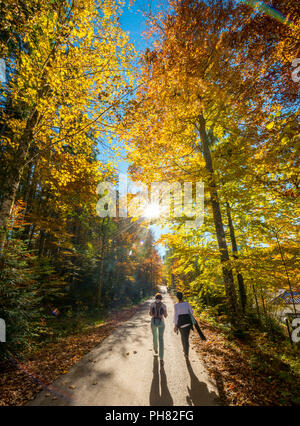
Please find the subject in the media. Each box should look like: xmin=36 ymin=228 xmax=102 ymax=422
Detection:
xmin=173 ymin=301 xmax=193 ymax=326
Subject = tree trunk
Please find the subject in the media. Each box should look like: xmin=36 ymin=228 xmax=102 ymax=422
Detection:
xmin=252 ymin=283 xmax=261 ymax=320
xmin=38 ymin=229 xmax=46 ymax=257
xmin=260 ymin=285 xmax=267 ymax=316
xmin=197 ymin=114 xmax=239 ymax=323
xmin=21 ymin=163 xmax=37 ymax=241
xmin=226 ymin=201 xmax=247 ymax=312
xmin=96 ymin=219 xmax=108 ymax=307
xmin=28 ymin=224 xmax=35 ymax=250
xmin=0 ymin=109 xmax=39 ymax=251
xmin=97 ymin=253 xmax=104 ymax=308
xmin=0 ymin=21 xmax=65 ymax=251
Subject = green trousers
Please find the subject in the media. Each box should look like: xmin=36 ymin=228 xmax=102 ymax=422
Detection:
xmin=151 ymin=318 xmax=165 ymax=360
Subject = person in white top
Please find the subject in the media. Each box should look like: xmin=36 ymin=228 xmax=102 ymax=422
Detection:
xmin=149 ymin=293 xmax=168 ymax=366
xmin=173 ymin=291 xmax=193 ymax=359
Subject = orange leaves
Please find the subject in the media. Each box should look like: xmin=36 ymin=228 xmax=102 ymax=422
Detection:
xmin=8 ymin=200 xmax=29 ymax=230
xmin=191 ymin=316 xmax=300 ymax=406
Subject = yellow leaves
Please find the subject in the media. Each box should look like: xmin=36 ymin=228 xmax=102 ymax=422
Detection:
xmin=73 ymin=26 xmax=88 ymax=40
xmin=266 ymin=122 xmax=275 ymax=130
xmin=5 ymin=0 xmax=134 ymax=187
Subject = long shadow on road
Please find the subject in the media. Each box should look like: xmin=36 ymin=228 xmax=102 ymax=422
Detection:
xmin=185 ymin=360 xmax=219 ymax=406
xmin=149 ymin=357 xmax=173 ymax=406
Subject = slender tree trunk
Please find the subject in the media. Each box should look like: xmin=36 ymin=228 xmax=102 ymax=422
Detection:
xmin=22 ymin=163 xmax=37 ymax=241
xmin=197 ymin=114 xmax=239 ymax=323
xmin=252 ymin=283 xmax=261 ymax=320
xmin=226 ymin=202 xmax=247 ymax=312
xmin=0 ymin=109 xmax=39 ymax=251
xmin=38 ymin=229 xmax=46 ymax=257
xmin=28 ymin=224 xmax=35 ymax=250
xmin=97 ymin=252 xmax=104 ymax=307
xmin=97 ymin=219 xmax=107 ymax=307
xmin=260 ymin=285 xmax=267 ymax=316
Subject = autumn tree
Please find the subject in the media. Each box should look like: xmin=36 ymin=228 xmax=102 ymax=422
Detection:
xmin=119 ymin=0 xmax=299 ymax=324
xmin=0 ymin=0 xmax=133 ymax=249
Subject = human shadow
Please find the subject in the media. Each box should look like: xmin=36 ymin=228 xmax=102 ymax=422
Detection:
xmin=149 ymin=357 xmax=173 ymax=406
xmin=186 ymin=360 xmax=219 ymax=406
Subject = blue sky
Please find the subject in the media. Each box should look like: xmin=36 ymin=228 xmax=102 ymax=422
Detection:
xmin=101 ymin=0 xmax=168 ymax=174
xmin=119 ymin=0 xmax=169 ymax=49
xmin=115 ymin=1 xmax=152 ymax=175
xmin=119 ymin=0 xmax=154 ymax=52
xmin=118 ymin=0 xmax=170 ymax=256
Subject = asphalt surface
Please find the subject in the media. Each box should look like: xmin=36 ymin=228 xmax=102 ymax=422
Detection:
xmin=28 ymin=293 xmax=219 ymax=406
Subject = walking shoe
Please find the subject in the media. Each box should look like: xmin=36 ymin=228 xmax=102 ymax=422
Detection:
xmin=154 ymin=349 xmax=158 ymax=354
xmin=160 ymin=359 xmax=164 ymax=366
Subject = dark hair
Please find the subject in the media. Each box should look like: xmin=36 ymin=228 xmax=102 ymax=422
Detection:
xmin=155 ymin=293 xmax=162 ymax=300
xmin=176 ymin=291 xmax=183 ymax=300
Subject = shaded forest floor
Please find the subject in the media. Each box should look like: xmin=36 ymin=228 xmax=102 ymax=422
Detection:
xmin=191 ymin=316 xmax=300 ymax=406
xmin=0 ymin=303 xmax=145 ymax=406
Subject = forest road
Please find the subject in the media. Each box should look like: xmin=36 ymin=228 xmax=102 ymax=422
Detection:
xmin=28 ymin=293 xmax=219 ymax=406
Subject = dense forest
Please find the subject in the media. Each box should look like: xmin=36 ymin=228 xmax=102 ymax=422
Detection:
xmin=0 ymin=0 xmax=299 ymax=406
xmin=0 ymin=0 xmax=162 ymax=358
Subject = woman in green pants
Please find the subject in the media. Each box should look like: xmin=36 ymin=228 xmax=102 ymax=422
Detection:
xmin=149 ymin=293 xmax=168 ymax=366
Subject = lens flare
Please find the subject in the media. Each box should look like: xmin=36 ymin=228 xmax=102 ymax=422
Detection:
xmin=241 ymin=1 xmax=291 ymax=26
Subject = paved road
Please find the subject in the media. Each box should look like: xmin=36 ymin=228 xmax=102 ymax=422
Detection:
xmin=28 ymin=293 xmax=219 ymax=406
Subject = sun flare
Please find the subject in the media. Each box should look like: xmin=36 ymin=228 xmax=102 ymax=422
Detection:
xmin=143 ymin=202 xmax=161 ymax=219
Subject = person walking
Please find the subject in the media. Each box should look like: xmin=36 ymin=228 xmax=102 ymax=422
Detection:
xmin=174 ymin=291 xmax=194 ymax=360
xmin=149 ymin=293 xmax=167 ymax=366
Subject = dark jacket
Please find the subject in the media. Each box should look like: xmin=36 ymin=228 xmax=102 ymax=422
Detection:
xmin=177 ymin=313 xmax=193 ymax=329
